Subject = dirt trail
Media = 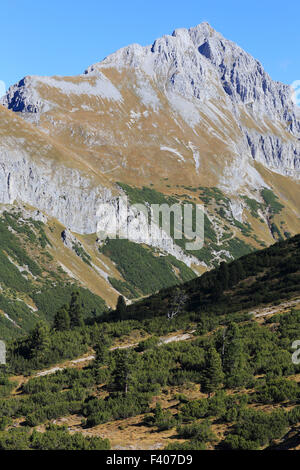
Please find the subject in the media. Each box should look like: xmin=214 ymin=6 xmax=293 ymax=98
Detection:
xmin=249 ymin=298 xmax=300 ymax=319
xmin=24 ymin=298 xmax=300 ymax=380
xmin=159 ymin=331 xmax=195 ymax=345
xmin=32 ymin=330 xmax=196 ymax=379
xmin=13 ymin=296 xmax=300 ymax=383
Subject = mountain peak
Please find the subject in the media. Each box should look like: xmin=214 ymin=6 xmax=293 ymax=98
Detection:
xmin=190 ymin=21 xmax=217 ymax=34
xmin=1 ymin=21 xmax=299 ymax=187
xmin=172 ymin=22 xmax=217 ymax=38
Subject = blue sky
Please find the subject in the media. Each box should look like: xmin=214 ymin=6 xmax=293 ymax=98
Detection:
xmin=0 ymin=0 xmax=299 ymax=92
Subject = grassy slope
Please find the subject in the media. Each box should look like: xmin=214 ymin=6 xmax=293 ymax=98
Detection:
xmin=0 ymin=209 xmax=107 ymax=339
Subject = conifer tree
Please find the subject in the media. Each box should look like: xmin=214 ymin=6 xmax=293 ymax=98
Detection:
xmin=229 ymin=264 xmax=238 ymax=287
xmin=111 ymin=349 xmax=135 ymax=394
xmin=213 ymin=281 xmax=223 ymax=301
xmin=167 ymin=288 xmax=187 ymax=319
xmin=94 ymin=334 xmax=111 ymax=366
xmin=222 ymin=322 xmax=250 ymax=388
xmin=219 ymin=262 xmax=229 ymax=290
xmin=69 ymin=291 xmax=84 ymax=328
xmin=203 ymin=346 xmax=224 ymax=396
xmin=115 ymin=295 xmax=127 ymax=320
xmin=235 ymin=260 xmax=245 ymax=281
xmin=153 ymin=402 xmax=163 ymax=421
xmin=53 ymin=305 xmax=70 ymax=331
xmin=29 ymin=321 xmax=50 ymax=361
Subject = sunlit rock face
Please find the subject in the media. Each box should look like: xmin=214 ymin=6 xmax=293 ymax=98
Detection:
xmin=0 ymin=22 xmax=299 ymax=247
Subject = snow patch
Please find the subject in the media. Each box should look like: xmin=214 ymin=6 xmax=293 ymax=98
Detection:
xmin=219 ymin=157 xmax=267 ymax=193
xmin=160 ymin=146 xmax=185 ymax=162
xmin=37 ymin=75 xmax=123 ymax=101
xmin=167 ymin=93 xmax=201 ymax=127
xmin=134 ymin=77 xmax=160 ymax=111
xmin=91 ymin=263 xmax=109 ymax=281
xmin=188 ymin=142 xmax=201 ymax=173
xmin=3 ymin=313 xmax=20 ymax=328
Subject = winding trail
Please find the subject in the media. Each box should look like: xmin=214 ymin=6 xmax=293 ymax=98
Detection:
xmin=17 ymin=296 xmax=300 ymax=381
xmin=249 ymin=298 xmax=300 ymax=319
xmin=34 ymin=330 xmax=196 ymax=378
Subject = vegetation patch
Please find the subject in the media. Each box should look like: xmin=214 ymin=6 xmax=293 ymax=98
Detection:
xmin=117 ymin=182 xmax=177 ymax=207
xmin=32 ymin=286 xmax=107 ymax=323
xmin=108 ymin=277 xmax=140 ymax=299
xmin=240 ymin=195 xmax=265 ymax=219
xmin=101 ymin=239 xmax=195 ymax=296
xmin=72 ymin=242 xmax=92 ymax=266
xmin=261 ymin=188 xmax=284 ymax=215
xmin=198 ymin=187 xmax=231 ymax=208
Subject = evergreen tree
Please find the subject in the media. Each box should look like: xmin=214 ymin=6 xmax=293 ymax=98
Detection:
xmin=229 ymin=264 xmax=239 ymax=288
xmin=69 ymin=291 xmax=84 ymax=328
xmin=115 ymin=296 xmax=127 ymax=320
xmin=213 ymin=281 xmax=223 ymax=301
xmin=218 ymin=262 xmax=229 ymax=290
xmin=222 ymin=322 xmax=251 ymax=388
xmin=94 ymin=334 xmax=111 ymax=366
xmin=202 ymin=346 xmax=224 ymax=396
xmin=29 ymin=321 xmax=50 ymax=361
xmin=151 ymin=402 xmax=175 ymax=431
xmin=111 ymin=349 xmax=135 ymax=394
xmin=222 ymin=323 xmax=241 ymax=369
xmin=153 ymin=402 xmax=163 ymax=421
xmin=53 ymin=305 xmax=70 ymax=331
xmin=235 ymin=260 xmax=245 ymax=281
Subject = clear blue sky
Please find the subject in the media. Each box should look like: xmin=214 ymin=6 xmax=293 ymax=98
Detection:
xmin=1 ymin=0 xmax=299 ymax=91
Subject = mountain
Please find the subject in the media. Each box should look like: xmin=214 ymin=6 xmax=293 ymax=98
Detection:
xmin=0 ymin=22 xmax=299 ymax=308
